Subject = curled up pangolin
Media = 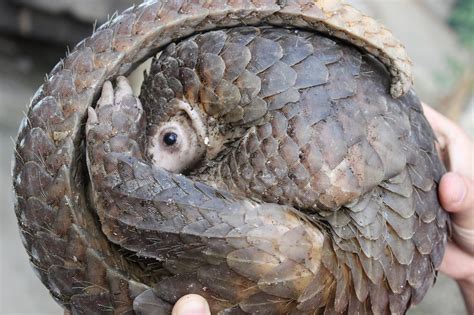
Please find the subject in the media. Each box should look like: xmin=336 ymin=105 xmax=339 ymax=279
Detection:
xmin=12 ymin=1 xmax=449 ymax=314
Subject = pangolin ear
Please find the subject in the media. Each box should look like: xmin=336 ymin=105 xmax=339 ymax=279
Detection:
xmin=166 ymin=98 xmax=207 ymax=145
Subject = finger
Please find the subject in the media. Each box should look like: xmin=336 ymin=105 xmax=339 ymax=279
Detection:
xmin=452 ymin=221 xmax=474 ymax=255
xmin=422 ymin=103 xmax=474 ymax=177
xmin=445 ymin=135 xmax=474 ymax=180
xmin=171 ymin=294 xmax=211 ymax=315
xmin=439 ymin=172 xmax=474 ymax=228
xmin=422 ymin=103 xmax=460 ymax=140
xmin=115 ymin=76 xmax=134 ymax=104
xmin=440 ymin=242 xmax=474 ymax=282
xmin=421 ymin=104 xmax=452 ymax=168
xmin=97 ymin=81 xmax=114 ymax=108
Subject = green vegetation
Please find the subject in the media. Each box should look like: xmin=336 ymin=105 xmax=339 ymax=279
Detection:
xmin=450 ymin=0 xmax=474 ymax=49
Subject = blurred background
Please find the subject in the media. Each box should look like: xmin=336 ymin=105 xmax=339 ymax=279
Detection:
xmin=0 ymin=0 xmax=472 ymax=314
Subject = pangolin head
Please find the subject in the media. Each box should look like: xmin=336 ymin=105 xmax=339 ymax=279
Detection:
xmin=139 ymin=29 xmax=264 ymax=173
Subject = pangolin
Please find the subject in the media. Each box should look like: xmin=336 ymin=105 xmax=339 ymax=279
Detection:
xmin=12 ymin=1 xmax=448 ymax=314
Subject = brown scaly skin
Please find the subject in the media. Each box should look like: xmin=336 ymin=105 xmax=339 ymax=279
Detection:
xmin=86 ymin=27 xmax=448 ymax=314
xmin=12 ymin=1 xmax=442 ymax=314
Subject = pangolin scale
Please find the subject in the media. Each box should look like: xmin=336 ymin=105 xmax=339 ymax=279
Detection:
xmin=12 ymin=1 xmax=447 ymax=314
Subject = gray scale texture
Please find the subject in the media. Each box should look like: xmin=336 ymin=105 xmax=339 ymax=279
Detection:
xmin=89 ymin=27 xmax=446 ymax=314
xmin=11 ymin=1 xmax=447 ymax=314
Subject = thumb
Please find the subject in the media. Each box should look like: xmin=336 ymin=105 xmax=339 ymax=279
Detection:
xmin=439 ymin=172 xmax=474 ymax=229
xmin=440 ymin=241 xmax=474 ymax=281
xmin=171 ymin=294 xmax=211 ymax=315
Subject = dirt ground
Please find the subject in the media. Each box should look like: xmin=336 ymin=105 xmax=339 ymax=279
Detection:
xmin=1 ymin=1 xmax=472 ymax=314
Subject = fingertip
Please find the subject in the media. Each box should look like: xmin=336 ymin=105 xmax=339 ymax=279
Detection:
xmin=421 ymin=102 xmax=441 ymax=126
xmin=439 ymin=241 xmax=474 ymax=281
xmin=439 ymin=241 xmax=454 ymax=274
xmin=421 ymin=102 xmax=434 ymax=116
xmin=171 ymin=294 xmax=210 ymax=315
xmin=439 ymin=172 xmax=466 ymax=213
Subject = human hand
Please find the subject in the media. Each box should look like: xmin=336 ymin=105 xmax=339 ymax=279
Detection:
xmin=171 ymin=294 xmax=211 ymax=315
xmin=423 ymin=103 xmax=474 ymax=312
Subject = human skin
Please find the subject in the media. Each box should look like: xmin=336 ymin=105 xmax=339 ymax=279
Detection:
xmin=171 ymin=104 xmax=474 ymax=315
xmin=423 ymin=104 xmax=474 ymax=314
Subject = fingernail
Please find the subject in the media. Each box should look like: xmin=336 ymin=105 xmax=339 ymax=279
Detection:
xmin=450 ymin=174 xmax=466 ymax=204
xmin=178 ymin=304 xmax=208 ymax=315
xmin=174 ymin=295 xmax=210 ymax=315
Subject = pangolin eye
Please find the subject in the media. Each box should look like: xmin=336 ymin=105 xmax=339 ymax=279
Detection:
xmin=163 ymin=132 xmax=178 ymax=146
